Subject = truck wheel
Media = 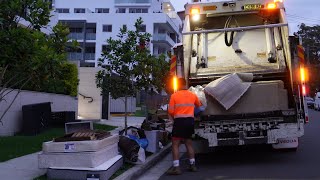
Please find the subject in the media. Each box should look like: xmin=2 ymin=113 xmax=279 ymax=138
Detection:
xmin=274 ymin=147 xmax=298 ymax=152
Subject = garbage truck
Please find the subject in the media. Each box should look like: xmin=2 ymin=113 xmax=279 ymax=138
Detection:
xmin=171 ymin=0 xmax=308 ymax=149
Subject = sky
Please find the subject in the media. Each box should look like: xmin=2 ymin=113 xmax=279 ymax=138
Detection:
xmin=171 ymin=0 xmax=320 ymax=34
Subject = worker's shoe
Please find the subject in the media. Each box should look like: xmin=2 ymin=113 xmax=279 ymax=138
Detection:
xmin=166 ymin=166 xmax=182 ymax=175
xmin=188 ymin=163 xmax=198 ymax=172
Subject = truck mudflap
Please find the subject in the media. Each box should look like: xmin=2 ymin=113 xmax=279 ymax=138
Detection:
xmin=195 ymin=120 xmax=304 ymax=147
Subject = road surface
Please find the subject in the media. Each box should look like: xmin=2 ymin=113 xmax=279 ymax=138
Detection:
xmin=159 ymin=109 xmax=320 ymax=180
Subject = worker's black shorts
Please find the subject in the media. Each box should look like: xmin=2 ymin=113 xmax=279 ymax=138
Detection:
xmin=172 ymin=117 xmax=195 ymax=139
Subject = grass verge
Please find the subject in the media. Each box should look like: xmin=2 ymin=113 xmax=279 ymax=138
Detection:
xmin=0 ymin=123 xmax=116 ymax=162
xmin=134 ymin=110 xmax=146 ymax=117
xmin=110 ymin=162 xmax=135 ymax=179
xmin=33 ymin=174 xmax=47 ymax=180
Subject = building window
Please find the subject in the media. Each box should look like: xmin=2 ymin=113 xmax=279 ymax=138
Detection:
xmin=103 ymin=25 xmax=112 ymax=32
xmin=139 ymin=25 xmax=146 ymax=32
xmin=86 ymin=28 xmax=96 ymax=33
xmin=129 ymin=8 xmax=135 ymax=13
xmin=95 ymin=8 xmax=109 ymax=13
xmin=74 ymin=8 xmax=85 ymax=13
xmin=69 ymin=28 xmax=82 ymax=33
xmin=158 ymin=28 xmax=166 ymax=34
xmin=116 ymin=8 xmax=126 ymax=13
xmin=102 ymin=45 xmax=111 ymax=53
xmin=85 ymin=46 xmax=95 ymax=53
xmin=129 ymin=8 xmax=148 ymax=13
xmin=158 ymin=48 xmax=166 ymax=54
xmin=56 ymin=8 xmax=69 ymax=13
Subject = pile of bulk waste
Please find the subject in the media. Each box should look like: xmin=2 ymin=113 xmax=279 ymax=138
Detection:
xmin=118 ymin=112 xmax=170 ymax=164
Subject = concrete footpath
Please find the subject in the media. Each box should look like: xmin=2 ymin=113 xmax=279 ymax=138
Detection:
xmin=0 ymin=152 xmax=46 ymax=180
xmin=114 ymin=144 xmax=172 ymax=180
xmin=0 ymin=116 xmax=172 ymax=180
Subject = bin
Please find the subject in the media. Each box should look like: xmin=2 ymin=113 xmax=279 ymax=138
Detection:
xmin=51 ymin=111 xmax=76 ymax=127
xmin=144 ymin=130 xmax=160 ymax=153
xmin=21 ymin=102 xmax=52 ymax=135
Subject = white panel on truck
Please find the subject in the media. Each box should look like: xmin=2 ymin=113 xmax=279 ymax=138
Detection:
xmin=207 ymin=29 xmax=268 ymax=68
xmin=203 ymin=80 xmax=289 ymax=115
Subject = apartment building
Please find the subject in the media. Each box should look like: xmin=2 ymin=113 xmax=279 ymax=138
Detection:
xmin=49 ymin=0 xmax=182 ymax=119
xmin=51 ymin=0 xmax=182 ymax=67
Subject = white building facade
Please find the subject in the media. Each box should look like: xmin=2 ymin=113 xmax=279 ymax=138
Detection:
xmin=51 ymin=0 xmax=182 ymax=67
xmin=49 ymin=0 xmax=182 ymax=119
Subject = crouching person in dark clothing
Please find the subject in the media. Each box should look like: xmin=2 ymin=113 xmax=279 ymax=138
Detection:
xmin=166 ymin=78 xmax=202 ymax=175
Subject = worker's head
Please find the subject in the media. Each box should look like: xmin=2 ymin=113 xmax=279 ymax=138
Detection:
xmin=178 ymin=78 xmax=187 ymax=90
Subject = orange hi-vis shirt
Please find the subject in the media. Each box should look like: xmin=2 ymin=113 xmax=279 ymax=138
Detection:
xmin=168 ymin=90 xmax=202 ymax=119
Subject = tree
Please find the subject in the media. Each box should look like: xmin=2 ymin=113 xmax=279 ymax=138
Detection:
xmin=297 ymin=23 xmax=320 ymax=64
xmin=296 ymin=23 xmax=320 ymax=94
xmin=0 ymin=0 xmax=79 ymax=124
xmin=96 ymin=18 xmax=170 ymax=132
xmin=0 ymin=0 xmax=51 ymax=31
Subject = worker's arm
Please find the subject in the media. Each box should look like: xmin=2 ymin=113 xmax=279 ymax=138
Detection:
xmin=195 ymin=95 xmax=202 ymax=108
xmin=194 ymin=95 xmax=203 ymax=120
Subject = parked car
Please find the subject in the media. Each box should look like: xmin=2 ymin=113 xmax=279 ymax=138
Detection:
xmin=314 ymin=92 xmax=320 ymax=111
xmin=305 ymin=97 xmax=315 ymax=109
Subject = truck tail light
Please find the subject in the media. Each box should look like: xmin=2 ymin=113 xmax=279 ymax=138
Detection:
xmin=190 ymin=8 xmax=200 ymax=21
xmin=300 ymin=66 xmax=308 ymax=83
xmin=173 ymin=76 xmax=178 ymax=92
xmin=190 ymin=8 xmax=200 ymax=15
xmin=305 ymin=116 xmax=309 ymax=123
xmin=300 ymin=67 xmax=306 ymax=83
xmin=302 ymin=85 xmax=307 ymax=96
xmin=267 ymin=3 xmax=277 ymax=9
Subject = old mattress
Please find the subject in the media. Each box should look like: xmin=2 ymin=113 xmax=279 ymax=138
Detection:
xmin=42 ymin=134 xmax=119 ymax=153
xmin=47 ymin=155 xmax=123 ymax=180
xmin=38 ymin=143 xmax=119 ymax=168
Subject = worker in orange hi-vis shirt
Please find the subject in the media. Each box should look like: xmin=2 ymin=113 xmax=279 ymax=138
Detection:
xmin=166 ymin=78 xmax=202 ymax=175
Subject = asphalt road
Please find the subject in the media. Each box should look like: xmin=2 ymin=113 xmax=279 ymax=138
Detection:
xmin=160 ymin=109 xmax=320 ymax=180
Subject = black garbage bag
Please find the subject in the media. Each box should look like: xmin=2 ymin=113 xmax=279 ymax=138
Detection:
xmin=119 ymin=126 xmax=146 ymax=139
xmin=118 ymin=135 xmax=140 ymax=163
xmin=141 ymin=119 xmax=152 ymax=131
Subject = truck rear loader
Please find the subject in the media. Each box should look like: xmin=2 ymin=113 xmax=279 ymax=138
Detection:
xmin=171 ymin=0 xmax=308 ymax=150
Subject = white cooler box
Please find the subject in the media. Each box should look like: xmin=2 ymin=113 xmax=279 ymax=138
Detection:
xmin=144 ymin=130 xmax=160 ymax=153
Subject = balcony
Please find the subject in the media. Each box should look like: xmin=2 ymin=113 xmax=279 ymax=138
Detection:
xmin=68 ymin=33 xmax=84 ymax=40
xmin=86 ymin=33 xmax=96 ymax=40
xmin=152 ymin=13 xmax=181 ymax=35
xmin=154 ymin=53 xmax=169 ymax=58
xmin=68 ymin=53 xmax=82 ymax=60
xmin=153 ymin=34 xmax=176 ymax=47
xmin=165 ymin=15 xmax=180 ymax=34
xmin=114 ymin=0 xmax=151 ymax=6
xmin=115 ymin=0 xmax=151 ymax=3
xmin=84 ymin=53 xmax=95 ymax=60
